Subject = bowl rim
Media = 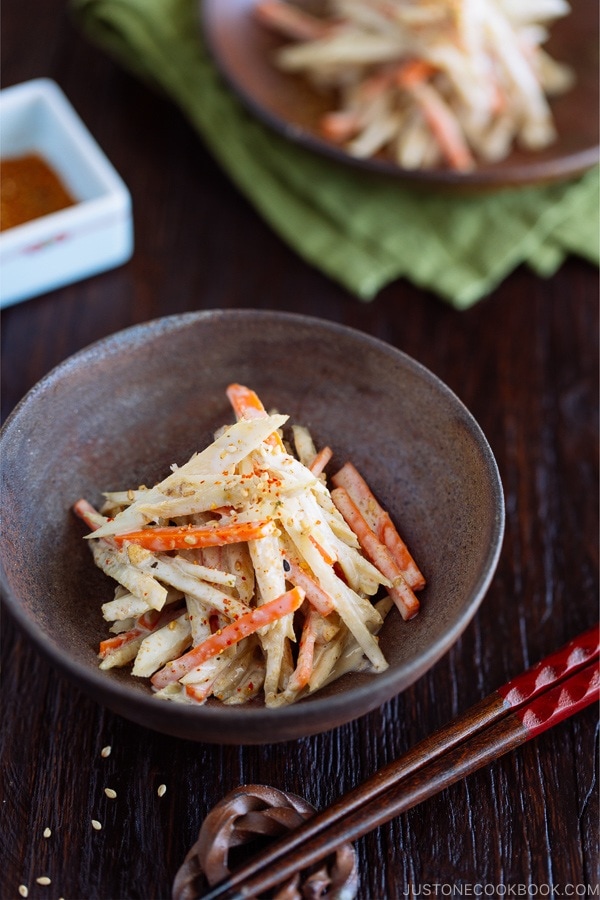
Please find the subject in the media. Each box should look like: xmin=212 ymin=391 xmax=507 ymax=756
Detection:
xmin=0 ymin=309 xmax=505 ymax=738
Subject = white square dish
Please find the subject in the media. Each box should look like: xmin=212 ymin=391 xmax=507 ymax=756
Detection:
xmin=0 ymin=78 xmax=133 ymax=307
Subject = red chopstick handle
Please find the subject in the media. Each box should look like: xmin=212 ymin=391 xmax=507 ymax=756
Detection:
xmin=515 ymin=660 xmax=599 ymax=739
xmin=498 ymin=625 xmax=599 ymax=709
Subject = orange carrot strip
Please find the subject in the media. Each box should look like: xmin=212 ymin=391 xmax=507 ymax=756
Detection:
xmin=320 ymin=111 xmax=362 ymax=142
xmin=308 ymin=535 xmax=336 ymax=567
xmin=99 ymin=628 xmax=145 ymax=658
xmin=331 ymin=487 xmax=419 ymax=621
xmin=283 ymin=554 xmax=335 ymax=617
xmin=309 ymin=445 xmax=333 ymax=476
xmin=99 ymin=604 xmax=184 ymax=658
xmin=320 ymin=66 xmax=403 ymax=142
xmin=287 ymin=609 xmax=318 ymax=693
xmin=401 ymin=77 xmax=475 ymax=171
xmin=73 ymin=498 xmax=107 ymax=532
xmin=151 ymin=587 xmax=305 ymax=689
xmin=226 ymin=383 xmax=284 ymax=449
xmin=226 ymin=383 xmax=268 ymax=420
xmin=396 ymin=59 xmax=438 ymax=88
xmin=331 ymin=462 xmax=425 ymax=591
xmin=113 ymin=520 xmax=276 ymax=552
xmin=321 ymin=65 xmax=397 ymax=141
xmin=184 ymin=682 xmax=214 ymax=704
xmin=394 ymin=60 xmax=474 ymax=170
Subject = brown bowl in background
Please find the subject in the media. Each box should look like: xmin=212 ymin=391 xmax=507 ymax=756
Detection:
xmin=201 ymin=0 xmax=599 ymax=188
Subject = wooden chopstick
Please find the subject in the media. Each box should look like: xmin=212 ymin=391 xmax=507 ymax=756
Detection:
xmin=201 ymin=626 xmax=599 ymax=900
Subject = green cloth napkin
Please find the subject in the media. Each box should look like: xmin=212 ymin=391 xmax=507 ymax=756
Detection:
xmin=71 ymin=0 xmax=599 ymax=307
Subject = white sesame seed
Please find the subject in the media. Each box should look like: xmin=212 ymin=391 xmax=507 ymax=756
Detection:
xmin=104 ymin=788 xmax=117 ymax=799
xmin=35 ymin=876 xmax=51 ymax=885
xmin=43 ymin=827 xmax=51 ymax=838
xmin=100 ymin=745 xmax=112 ymax=758
xmin=18 ymin=886 xmax=28 ymax=898
xmin=157 ymin=784 xmax=167 ymax=797
xmin=91 ymin=819 xmax=102 ymax=831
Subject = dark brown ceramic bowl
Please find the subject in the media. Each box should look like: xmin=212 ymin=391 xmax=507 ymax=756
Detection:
xmin=202 ymin=0 xmax=599 ymax=188
xmin=1 ymin=310 xmax=504 ymax=744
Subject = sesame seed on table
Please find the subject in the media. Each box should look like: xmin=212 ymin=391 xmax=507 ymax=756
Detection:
xmin=1 ymin=1 xmax=598 ymax=898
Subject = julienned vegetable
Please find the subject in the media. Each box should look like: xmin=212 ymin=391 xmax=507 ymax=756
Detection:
xmin=255 ymin=0 xmax=575 ymax=171
xmin=74 ymin=384 xmax=425 ymax=708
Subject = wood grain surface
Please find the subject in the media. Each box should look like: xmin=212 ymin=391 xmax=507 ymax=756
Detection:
xmin=1 ymin=2 xmax=598 ymax=898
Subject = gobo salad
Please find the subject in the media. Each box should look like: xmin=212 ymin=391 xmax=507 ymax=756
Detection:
xmin=74 ymin=384 xmax=425 ymax=708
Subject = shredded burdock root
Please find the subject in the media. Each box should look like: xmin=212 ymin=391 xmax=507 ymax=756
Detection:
xmin=255 ymin=0 xmax=575 ymax=171
xmin=74 ymin=384 xmax=425 ymax=708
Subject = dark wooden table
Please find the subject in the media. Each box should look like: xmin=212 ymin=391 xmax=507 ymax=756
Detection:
xmin=2 ymin=4 xmax=598 ymax=899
